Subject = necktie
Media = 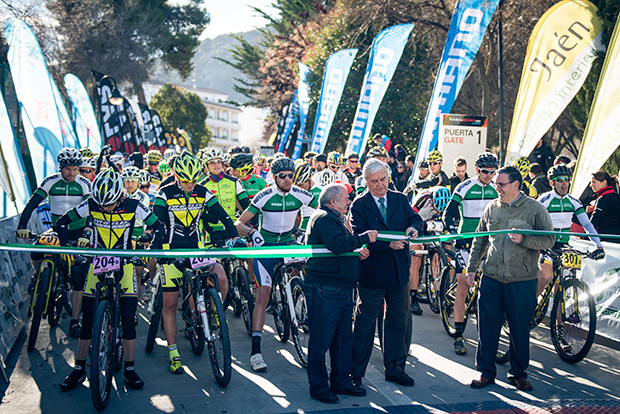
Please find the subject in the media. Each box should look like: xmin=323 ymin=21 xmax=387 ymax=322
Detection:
xmin=379 ymin=197 xmax=387 ymax=222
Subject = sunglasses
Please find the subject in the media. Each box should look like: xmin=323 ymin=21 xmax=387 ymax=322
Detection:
xmin=139 ymin=184 xmax=150 ymax=189
xmin=179 ymin=179 xmax=198 ymax=184
xmin=479 ymin=169 xmax=497 ymax=175
xmin=277 ymin=172 xmax=294 ymax=180
xmin=553 ymin=176 xmax=570 ymax=182
xmin=329 ymin=164 xmax=340 ymax=169
xmin=349 ymin=159 xmax=359 ymax=163
xmin=429 ymin=162 xmax=440 ymax=166
xmin=495 ymin=180 xmax=515 ymax=188
xmin=79 ymin=169 xmax=94 ymax=174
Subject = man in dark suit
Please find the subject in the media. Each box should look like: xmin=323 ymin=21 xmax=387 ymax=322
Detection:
xmin=349 ymin=158 xmax=424 ymax=387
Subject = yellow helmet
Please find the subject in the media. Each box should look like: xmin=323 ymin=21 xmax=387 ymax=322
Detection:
xmin=426 ymin=149 xmax=443 ymax=163
xmin=512 ymin=156 xmax=531 ymax=178
xmin=174 ymin=150 xmax=202 ymax=182
xmin=146 ymin=149 xmax=163 ymax=165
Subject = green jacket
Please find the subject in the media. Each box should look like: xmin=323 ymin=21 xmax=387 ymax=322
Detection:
xmin=467 ymin=192 xmax=554 ymax=283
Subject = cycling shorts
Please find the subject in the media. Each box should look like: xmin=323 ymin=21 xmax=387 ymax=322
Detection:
xmin=253 ymin=241 xmax=294 ymax=288
xmin=83 ymin=262 xmax=137 ymax=298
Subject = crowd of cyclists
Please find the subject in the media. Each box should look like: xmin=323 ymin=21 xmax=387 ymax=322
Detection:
xmin=14 ymin=135 xmax=613 ymax=398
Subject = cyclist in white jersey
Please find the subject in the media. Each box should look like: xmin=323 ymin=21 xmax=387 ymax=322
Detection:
xmin=235 ymin=157 xmax=318 ymax=372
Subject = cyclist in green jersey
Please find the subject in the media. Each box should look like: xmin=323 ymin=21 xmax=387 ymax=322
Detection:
xmin=442 ymin=152 xmax=498 ymax=355
xmin=230 ymin=153 xmax=267 ymax=199
xmin=17 ymin=147 xmax=92 ymax=338
xmin=294 ymin=162 xmax=320 ymax=231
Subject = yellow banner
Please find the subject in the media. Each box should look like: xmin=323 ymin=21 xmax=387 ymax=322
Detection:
xmin=572 ymin=13 xmax=620 ymax=197
xmin=506 ymin=0 xmax=603 ymax=165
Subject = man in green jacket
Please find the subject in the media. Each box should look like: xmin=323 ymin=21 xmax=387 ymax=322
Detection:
xmin=467 ymin=166 xmax=554 ymax=392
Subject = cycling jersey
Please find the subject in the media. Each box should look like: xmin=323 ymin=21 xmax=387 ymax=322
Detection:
xmin=249 ymin=185 xmax=317 ymax=243
xmin=153 ymin=182 xmax=236 ymax=248
xmin=537 ymin=190 xmax=601 ymax=247
xmin=300 ymin=185 xmax=322 ymax=230
xmin=19 ymin=173 xmax=92 ymax=232
xmin=125 ymin=189 xmax=151 ymax=237
xmin=239 ymin=174 xmax=268 ymax=199
xmin=443 ymin=177 xmax=498 ymax=234
xmin=521 ymin=180 xmax=537 ymax=198
xmin=343 ymin=167 xmax=362 ymax=186
xmin=201 ymin=172 xmax=249 ymax=231
xmin=411 ymin=189 xmax=438 ymax=222
xmin=415 ymin=170 xmax=449 ymax=190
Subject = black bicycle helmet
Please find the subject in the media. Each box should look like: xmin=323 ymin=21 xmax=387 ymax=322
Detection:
xmin=547 ymin=164 xmax=572 ymax=181
xmin=271 ymin=157 xmax=296 ymax=174
xmin=474 ymin=152 xmax=498 ymax=168
xmin=230 ymin=153 xmax=254 ymax=171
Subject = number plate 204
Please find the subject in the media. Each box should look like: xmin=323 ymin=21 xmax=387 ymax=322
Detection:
xmin=190 ymin=257 xmax=217 ymax=269
xmin=562 ymin=252 xmax=582 ymax=269
xmin=93 ymin=256 xmax=121 ymax=275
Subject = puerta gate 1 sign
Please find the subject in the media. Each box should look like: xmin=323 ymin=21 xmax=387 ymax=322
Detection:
xmin=438 ymin=114 xmax=487 ymax=177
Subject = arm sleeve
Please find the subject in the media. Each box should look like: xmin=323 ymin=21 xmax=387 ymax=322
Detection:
xmin=415 ymin=175 xmax=440 ymax=190
xmin=576 ymin=210 xmax=602 ymax=248
xmin=206 ymin=199 xmax=238 ymax=239
xmin=18 ymin=192 xmax=46 ymax=229
xmin=442 ymin=199 xmax=460 ymax=230
xmin=56 ymin=204 xmax=87 ymax=245
xmin=315 ymin=216 xmax=369 ymax=255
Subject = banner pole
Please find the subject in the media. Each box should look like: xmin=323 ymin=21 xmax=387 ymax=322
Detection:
xmin=497 ymin=0 xmax=505 ymax=165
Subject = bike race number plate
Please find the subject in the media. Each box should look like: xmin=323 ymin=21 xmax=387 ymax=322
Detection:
xmin=562 ymin=252 xmax=582 ymax=269
xmin=93 ymin=256 xmax=121 ymax=275
xmin=190 ymin=257 xmax=217 ymax=269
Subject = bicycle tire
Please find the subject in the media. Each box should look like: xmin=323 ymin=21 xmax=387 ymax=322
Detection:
xmin=90 ymin=299 xmax=114 ymax=411
xmin=204 ymin=288 xmax=232 ymax=387
xmin=550 ymin=278 xmax=596 ymax=363
xmin=48 ymin=266 xmax=64 ymax=327
xmin=426 ymin=247 xmax=449 ymax=314
xmin=187 ymin=283 xmax=205 ymax=356
xmin=221 ymin=262 xmax=235 ymax=313
xmin=234 ymin=266 xmax=254 ymax=336
xmin=114 ymin=323 xmax=124 ymax=372
xmin=145 ymin=284 xmax=163 ymax=353
xmin=231 ymin=266 xmax=243 ymax=318
xmin=28 ymin=266 xmax=51 ymax=352
xmin=439 ymin=264 xmax=466 ymax=337
xmin=271 ymin=281 xmax=290 ymax=343
xmin=289 ymin=277 xmax=309 ymax=368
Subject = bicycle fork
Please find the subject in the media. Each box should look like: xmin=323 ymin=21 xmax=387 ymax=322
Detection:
xmin=283 ymin=275 xmax=299 ymax=328
xmin=197 ymin=291 xmax=214 ymax=341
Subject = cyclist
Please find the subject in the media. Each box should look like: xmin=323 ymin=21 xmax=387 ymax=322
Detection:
xmin=17 ymin=148 xmax=92 ymax=338
xmin=326 ymin=151 xmax=347 ymax=181
xmin=413 ymin=149 xmax=449 ymax=190
xmin=158 ymin=160 xmax=173 ymax=180
xmin=294 ymin=163 xmax=320 ymax=232
xmin=409 ymin=186 xmax=451 ymax=315
xmin=343 ymin=152 xmax=362 ymax=187
xmin=146 ymin=149 xmax=163 ymax=185
xmin=512 ymin=156 xmax=537 ymax=198
xmin=442 ymin=152 xmax=498 ymax=355
xmin=201 ymin=148 xmax=250 ymax=241
xmin=139 ymin=169 xmax=155 ymax=206
xmin=79 ymin=156 xmax=97 ymax=182
xmin=235 ymin=157 xmax=318 ymax=372
xmin=230 ymin=153 xmax=268 ymax=199
xmin=153 ymin=151 xmax=237 ymax=373
xmin=57 ymin=168 xmax=163 ymax=391
xmin=254 ymin=155 xmax=269 ymax=180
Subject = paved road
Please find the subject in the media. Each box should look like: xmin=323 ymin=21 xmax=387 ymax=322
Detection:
xmin=1 ymin=295 xmax=619 ymax=413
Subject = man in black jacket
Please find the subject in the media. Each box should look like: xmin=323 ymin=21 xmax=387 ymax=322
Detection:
xmin=305 ymin=184 xmax=377 ymax=404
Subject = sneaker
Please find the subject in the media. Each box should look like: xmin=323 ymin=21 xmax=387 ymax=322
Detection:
xmin=69 ymin=320 xmax=81 ymax=339
xmin=124 ymin=367 xmax=145 ymax=389
xmin=557 ymin=326 xmax=572 ymax=353
xmin=453 ymin=336 xmax=467 ymax=355
xmin=250 ymin=353 xmax=267 ymax=372
xmin=410 ymin=300 xmax=423 ymax=316
xmin=59 ymin=366 xmax=86 ymax=392
xmin=170 ymin=356 xmax=184 ymax=374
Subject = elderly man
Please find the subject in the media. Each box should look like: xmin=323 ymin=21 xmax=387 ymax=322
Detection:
xmin=467 ymin=166 xmax=554 ymax=391
xmin=350 ymin=158 xmax=424 ymax=387
xmin=304 ymin=183 xmax=377 ymax=404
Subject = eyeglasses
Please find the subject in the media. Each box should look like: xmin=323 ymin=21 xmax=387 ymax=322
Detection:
xmin=479 ymin=169 xmax=497 ymax=175
xmin=495 ymin=180 xmax=515 ymax=188
xmin=553 ymin=176 xmax=571 ymax=182
xmin=429 ymin=162 xmax=440 ymax=166
xmin=179 ymin=179 xmax=198 ymax=184
xmin=277 ymin=172 xmax=294 ymax=180
xmin=79 ymin=169 xmax=94 ymax=174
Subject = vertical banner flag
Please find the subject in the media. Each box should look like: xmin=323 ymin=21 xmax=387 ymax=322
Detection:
xmin=414 ymin=0 xmax=500 ymax=173
xmin=0 ymin=90 xmax=31 ymax=217
xmin=292 ymin=63 xmax=312 ymax=159
xmin=64 ymin=73 xmax=102 ymax=151
xmin=149 ymin=109 xmax=167 ymax=152
xmin=92 ymin=71 xmax=138 ymax=154
xmin=310 ymin=49 xmax=358 ymax=154
xmin=345 ymin=23 xmax=414 ymax=156
xmin=572 ymin=13 xmax=620 ymax=197
xmin=506 ymin=0 xmax=604 ymax=165
xmin=4 ymin=18 xmax=79 ymax=182
xmin=277 ymin=90 xmax=299 ymax=153
xmin=273 ymin=103 xmax=290 ymax=149
xmin=124 ymin=100 xmax=147 ymax=153
xmin=138 ymin=103 xmax=155 ymax=147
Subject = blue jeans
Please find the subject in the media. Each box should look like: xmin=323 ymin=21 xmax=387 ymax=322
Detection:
xmin=305 ymin=282 xmax=354 ymax=395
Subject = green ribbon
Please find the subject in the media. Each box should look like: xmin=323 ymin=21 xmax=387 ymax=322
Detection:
xmin=377 ymin=229 xmax=618 ymax=243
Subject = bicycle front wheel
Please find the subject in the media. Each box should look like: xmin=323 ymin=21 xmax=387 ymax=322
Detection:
xmin=48 ymin=267 xmax=65 ymax=327
xmin=28 ymin=266 xmax=51 ymax=352
xmin=439 ymin=265 xmax=465 ymax=337
xmin=271 ymin=282 xmax=290 ymax=342
xmin=204 ymin=288 xmax=231 ymax=387
xmin=550 ymin=278 xmax=596 ymax=363
xmin=235 ymin=266 xmax=254 ymax=336
xmin=426 ymin=248 xmax=449 ymax=314
xmin=145 ymin=284 xmax=163 ymax=353
xmin=90 ymin=299 xmax=114 ymax=411
xmin=289 ymin=278 xmax=309 ymax=368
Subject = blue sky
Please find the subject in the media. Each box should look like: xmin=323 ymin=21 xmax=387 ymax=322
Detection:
xmin=202 ymin=1 xmax=276 ymax=39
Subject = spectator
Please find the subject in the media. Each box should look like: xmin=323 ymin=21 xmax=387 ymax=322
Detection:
xmin=388 ymin=151 xmax=398 ymax=182
xmin=349 ymin=159 xmax=423 ymax=388
xmin=529 ymin=163 xmax=551 ymax=195
xmin=449 ymin=156 xmax=469 ymax=192
xmin=528 ymin=138 xmax=555 ymax=174
xmin=394 ymin=144 xmax=407 ymax=162
xmin=304 ymin=184 xmax=377 ymax=404
xmin=588 ymin=170 xmax=620 ymax=243
xmin=372 ymin=133 xmax=392 ymax=152
xmin=405 ymin=155 xmax=416 ymax=173
xmin=314 ymin=154 xmax=327 ymax=172
xmin=395 ymin=161 xmax=410 ymax=192
xmin=467 ymin=166 xmax=554 ymax=391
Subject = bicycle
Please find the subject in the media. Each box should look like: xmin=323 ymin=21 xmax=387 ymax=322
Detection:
xmin=220 ymin=238 xmax=255 ymax=336
xmin=268 ymin=257 xmax=309 ymax=367
xmin=496 ymin=247 xmax=599 ymax=364
xmin=25 ymin=232 xmax=74 ymax=352
xmin=415 ymin=228 xmax=452 ymax=315
xmin=144 ymin=265 xmax=163 ymax=354
xmin=89 ymin=255 xmax=125 ymax=411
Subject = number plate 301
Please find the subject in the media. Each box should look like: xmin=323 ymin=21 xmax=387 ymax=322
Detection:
xmin=562 ymin=252 xmax=582 ymax=269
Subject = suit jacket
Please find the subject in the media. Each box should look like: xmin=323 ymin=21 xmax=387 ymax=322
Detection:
xmin=350 ymin=189 xmax=423 ymax=289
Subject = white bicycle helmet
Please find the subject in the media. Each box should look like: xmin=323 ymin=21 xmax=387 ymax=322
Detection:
xmin=57 ymin=148 xmax=82 ymax=168
xmin=317 ymin=169 xmax=337 ymax=186
xmin=92 ymin=168 xmax=124 ymax=206
xmin=163 ymin=148 xmax=176 ymax=160
xmin=139 ymin=169 xmax=151 ymax=186
xmin=202 ymin=148 xmax=224 ymax=163
xmin=121 ymin=166 xmax=141 ymax=181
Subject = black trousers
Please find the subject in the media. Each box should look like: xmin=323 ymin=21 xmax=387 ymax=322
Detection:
xmin=476 ymin=276 xmax=537 ymax=380
xmin=351 ymin=283 xmax=409 ymax=379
